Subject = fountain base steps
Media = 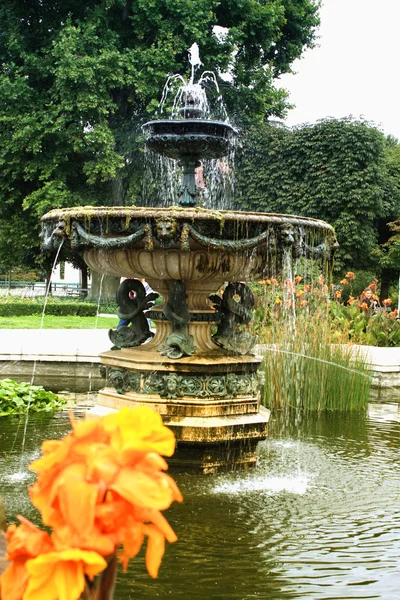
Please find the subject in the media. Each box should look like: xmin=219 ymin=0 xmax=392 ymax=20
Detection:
xmin=87 ymin=347 xmax=270 ymax=473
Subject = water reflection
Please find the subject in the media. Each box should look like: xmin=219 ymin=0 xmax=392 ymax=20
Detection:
xmin=0 ymin=407 xmax=399 ymax=599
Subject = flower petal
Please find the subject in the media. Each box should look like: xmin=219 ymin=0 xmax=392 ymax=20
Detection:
xmin=143 ymin=525 xmax=165 ymax=578
xmin=109 ymin=468 xmax=174 ymax=510
xmin=0 ymin=557 xmax=29 ymax=600
xmin=24 ymin=550 xmax=106 ymax=600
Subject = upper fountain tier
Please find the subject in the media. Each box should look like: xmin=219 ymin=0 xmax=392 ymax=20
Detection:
xmin=142 ymin=43 xmax=237 ymax=207
xmin=142 ymin=118 xmax=237 ymax=162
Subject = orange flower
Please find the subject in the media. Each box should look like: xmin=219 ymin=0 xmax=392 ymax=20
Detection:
xmin=25 ymin=406 xmax=182 ymax=583
xmin=300 ymin=299 xmax=308 ymax=307
xmin=294 ymin=276 xmax=302 ymax=283
xmin=389 ymin=309 xmax=398 ymax=318
xmin=101 ymin=406 xmax=176 ymax=460
xmin=368 ymin=281 xmax=378 ymax=291
xmin=270 ymin=278 xmax=278 ymax=286
xmin=304 ymin=284 xmax=310 ymax=292
xmin=347 ymin=296 xmax=355 ymax=305
xmin=24 ymin=549 xmax=107 ymax=600
xmin=383 ymin=298 xmax=392 ymax=306
xmin=0 ymin=517 xmax=54 ymax=600
xmin=274 ymin=297 xmax=282 ymax=304
xmin=361 ymin=302 xmax=369 ymax=311
xmin=345 ymin=272 xmax=355 ymax=280
xmin=340 ymin=279 xmax=348 ymax=285
xmin=295 ymin=289 xmax=304 ymax=297
xmin=334 ymin=290 xmax=342 ymax=299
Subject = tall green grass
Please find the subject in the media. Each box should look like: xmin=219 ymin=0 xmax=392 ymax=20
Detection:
xmin=260 ymin=312 xmax=371 ymax=413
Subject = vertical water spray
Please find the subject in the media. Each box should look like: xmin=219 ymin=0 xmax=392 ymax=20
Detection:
xmin=20 ymin=242 xmax=64 ymax=466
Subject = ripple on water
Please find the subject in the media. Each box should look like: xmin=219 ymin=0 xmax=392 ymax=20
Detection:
xmin=1 ymin=407 xmax=400 ymax=599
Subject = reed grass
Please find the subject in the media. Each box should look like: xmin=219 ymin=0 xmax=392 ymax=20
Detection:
xmin=259 ymin=311 xmax=371 ymax=413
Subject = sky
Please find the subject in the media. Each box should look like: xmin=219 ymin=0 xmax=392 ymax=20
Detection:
xmin=278 ymin=0 xmax=400 ymax=139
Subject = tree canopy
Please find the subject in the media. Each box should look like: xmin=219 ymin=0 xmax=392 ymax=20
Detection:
xmin=0 ymin=0 xmax=320 ymax=274
xmin=235 ymin=118 xmax=400 ymax=275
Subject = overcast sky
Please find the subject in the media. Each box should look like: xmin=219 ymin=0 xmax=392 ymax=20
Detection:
xmin=278 ymin=0 xmax=400 ymax=139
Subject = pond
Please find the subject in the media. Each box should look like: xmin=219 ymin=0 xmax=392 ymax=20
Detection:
xmin=1 ymin=404 xmax=399 ymax=600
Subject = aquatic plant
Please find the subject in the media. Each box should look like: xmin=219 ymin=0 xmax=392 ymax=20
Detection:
xmin=0 ymin=380 xmax=66 ymax=417
xmin=252 ymin=277 xmax=371 ymax=412
xmin=0 ymin=406 xmax=182 ymax=599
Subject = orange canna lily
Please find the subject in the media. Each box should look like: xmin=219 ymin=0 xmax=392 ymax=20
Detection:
xmin=51 ymin=524 xmax=116 ymax=557
xmin=103 ymin=407 xmax=176 ymax=459
xmin=30 ymin=462 xmax=100 ymax=535
xmin=24 ymin=549 xmax=107 ymax=600
xmin=0 ymin=517 xmax=54 ymax=600
xmin=4 ymin=406 xmax=182 ymax=598
xmin=0 ymin=556 xmax=30 ymax=600
xmin=5 ymin=517 xmax=53 ymax=561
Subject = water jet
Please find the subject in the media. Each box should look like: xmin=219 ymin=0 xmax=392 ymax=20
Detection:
xmin=41 ymin=47 xmax=337 ymax=472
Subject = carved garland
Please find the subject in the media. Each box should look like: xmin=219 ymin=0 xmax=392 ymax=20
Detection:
xmin=99 ymin=365 xmax=258 ymax=399
xmin=42 ymin=217 xmax=338 ymax=266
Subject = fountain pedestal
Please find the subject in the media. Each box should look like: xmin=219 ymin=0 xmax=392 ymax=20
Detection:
xmin=93 ymin=348 xmax=269 ymax=473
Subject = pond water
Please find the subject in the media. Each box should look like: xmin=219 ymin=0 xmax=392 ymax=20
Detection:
xmin=1 ymin=405 xmax=399 ymax=600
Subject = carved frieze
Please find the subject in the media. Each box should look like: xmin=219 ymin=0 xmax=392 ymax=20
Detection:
xmin=100 ymin=365 xmax=258 ymax=399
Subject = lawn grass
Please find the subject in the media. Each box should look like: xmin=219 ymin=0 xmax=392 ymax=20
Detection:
xmin=0 ymin=315 xmax=118 ymax=329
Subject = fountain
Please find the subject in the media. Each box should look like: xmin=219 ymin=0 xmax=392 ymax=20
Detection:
xmin=41 ymin=45 xmax=337 ymax=473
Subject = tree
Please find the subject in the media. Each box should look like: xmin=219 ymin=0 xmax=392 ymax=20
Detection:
xmin=235 ymin=118 xmax=400 ymax=281
xmin=0 ymin=0 xmax=320 ymax=283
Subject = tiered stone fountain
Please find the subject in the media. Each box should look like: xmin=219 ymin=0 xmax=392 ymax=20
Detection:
xmin=42 ymin=46 xmax=337 ymax=473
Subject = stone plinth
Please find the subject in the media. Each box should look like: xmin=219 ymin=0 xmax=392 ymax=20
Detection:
xmin=88 ymin=347 xmax=270 ymax=473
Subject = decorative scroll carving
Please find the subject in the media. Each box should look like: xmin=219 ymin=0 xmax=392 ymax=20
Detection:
xmin=209 ymin=282 xmax=257 ymax=355
xmin=70 ymin=222 xmax=150 ymax=250
xmin=109 ymin=279 xmax=159 ymax=349
xmin=41 ymin=212 xmax=338 ymax=267
xmin=100 ymin=365 xmax=258 ymax=399
xmin=160 ymin=280 xmax=195 ymax=359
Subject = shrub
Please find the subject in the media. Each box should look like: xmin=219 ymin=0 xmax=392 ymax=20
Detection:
xmin=0 ymin=300 xmax=98 ymax=317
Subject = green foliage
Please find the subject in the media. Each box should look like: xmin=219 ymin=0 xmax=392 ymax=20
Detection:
xmin=236 ymin=118 xmax=400 ymax=274
xmin=0 ymin=299 xmax=98 ymax=317
xmin=0 ymin=379 xmax=66 ymax=416
xmin=260 ymin=315 xmax=371 ymax=414
xmin=252 ymin=277 xmax=371 ymax=412
xmin=330 ymin=302 xmax=400 ymax=347
xmin=0 ymin=0 xmax=320 ymax=274
xmin=252 ymin=273 xmax=400 ymax=348
xmin=374 ymin=217 xmax=400 ymax=271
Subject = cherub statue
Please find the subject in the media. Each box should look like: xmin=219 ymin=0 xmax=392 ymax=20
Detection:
xmin=109 ymin=279 xmax=159 ymax=349
xmin=160 ymin=280 xmax=195 ymax=358
xmin=209 ymin=282 xmax=257 ymax=355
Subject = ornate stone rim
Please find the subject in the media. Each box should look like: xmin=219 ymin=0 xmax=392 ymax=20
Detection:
xmin=41 ymin=205 xmax=335 ymax=233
